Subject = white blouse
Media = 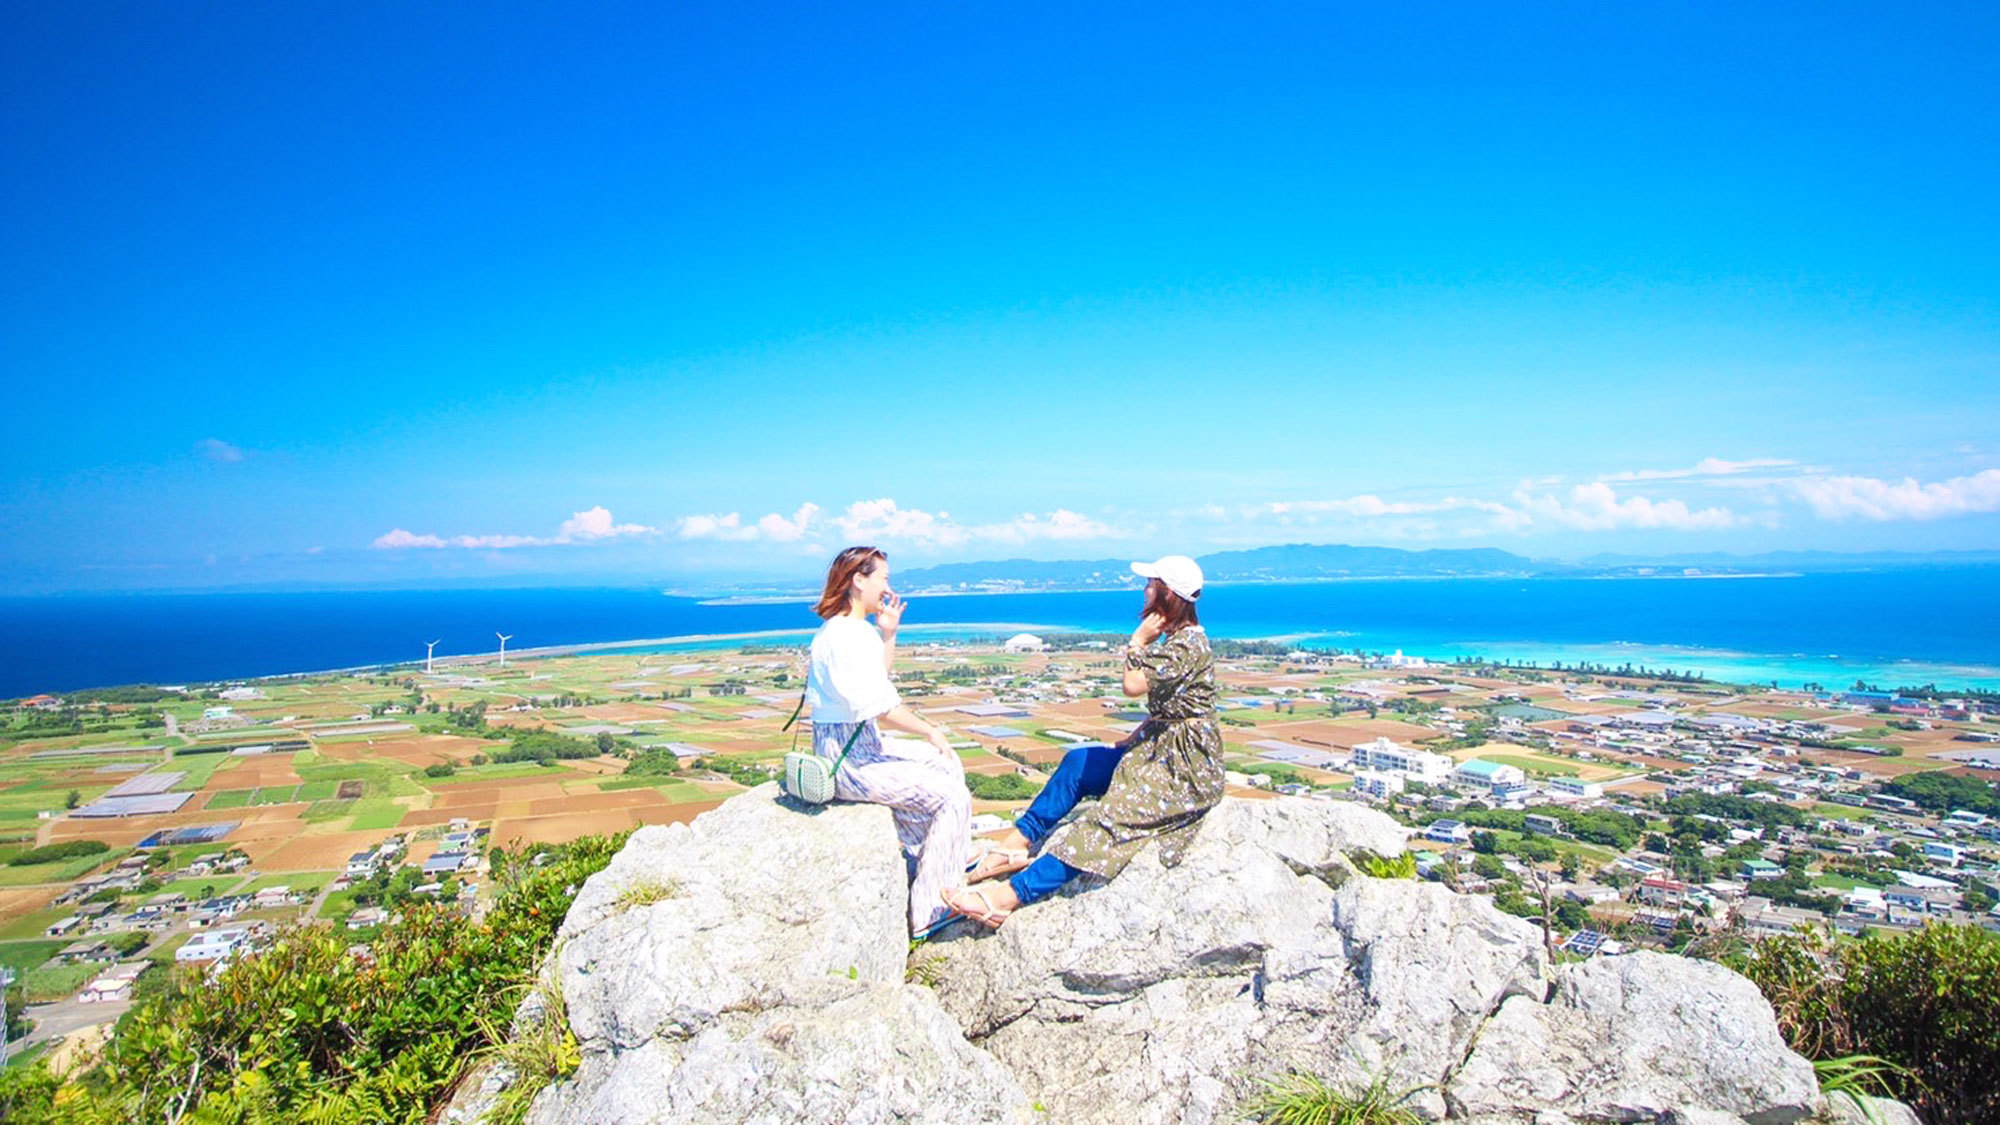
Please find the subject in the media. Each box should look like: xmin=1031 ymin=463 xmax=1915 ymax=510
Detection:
xmin=805 ymin=615 xmax=901 ymax=724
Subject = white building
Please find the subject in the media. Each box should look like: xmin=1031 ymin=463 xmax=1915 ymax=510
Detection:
xmin=1547 ymin=777 xmax=1603 ymax=800
xmin=177 ymin=928 xmax=252 ymax=964
xmin=1349 ymin=738 xmax=1453 ymax=784
xmin=1451 ymin=759 xmax=1527 ymax=792
xmin=1352 ymin=770 xmax=1406 ymax=800
xmin=1002 ymin=633 xmax=1047 ymax=653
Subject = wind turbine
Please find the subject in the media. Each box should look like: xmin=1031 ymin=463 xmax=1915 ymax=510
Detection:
xmin=424 ymin=639 xmax=442 ymax=675
xmin=496 ymin=632 xmax=514 ymax=668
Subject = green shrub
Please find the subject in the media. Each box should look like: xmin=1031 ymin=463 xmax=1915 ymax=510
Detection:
xmin=1735 ymin=923 xmax=2000 ymax=1125
xmin=29 ymin=832 xmax=628 ymax=1122
xmin=1355 ymin=852 xmax=1417 ymax=879
xmin=623 ymin=748 xmax=682 ymax=777
xmin=966 ymin=772 xmax=1038 ymax=801
xmin=7 ymin=839 xmax=109 ymax=866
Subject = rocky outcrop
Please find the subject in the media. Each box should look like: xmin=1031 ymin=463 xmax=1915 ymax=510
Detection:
xmin=523 ymin=788 xmax=1028 ymax=1125
xmin=501 ymin=784 xmax=1856 ymax=1125
xmin=1445 ymin=952 xmax=1819 ymax=1124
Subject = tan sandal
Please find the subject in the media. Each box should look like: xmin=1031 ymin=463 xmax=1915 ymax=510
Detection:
xmin=941 ymin=885 xmax=1013 ymax=929
xmin=965 ymin=846 xmax=1031 ymax=884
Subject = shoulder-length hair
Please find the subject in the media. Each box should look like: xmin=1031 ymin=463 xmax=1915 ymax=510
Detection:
xmin=815 ymin=546 xmax=886 ymax=619
xmin=1143 ymin=579 xmax=1200 ymax=633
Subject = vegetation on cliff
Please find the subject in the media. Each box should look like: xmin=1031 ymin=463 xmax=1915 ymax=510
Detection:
xmin=0 ymin=832 xmax=626 ymax=1124
xmin=1736 ymin=921 xmax=2000 ymax=1125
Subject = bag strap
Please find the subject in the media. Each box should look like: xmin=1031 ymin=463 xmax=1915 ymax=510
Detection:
xmin=784 ymin=642 xmax=866 ymax=774
xmin=827 ymin=722 xmax=865 ymax=775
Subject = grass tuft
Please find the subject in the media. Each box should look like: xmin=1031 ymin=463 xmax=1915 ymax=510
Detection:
xmin=476 ymin=979 xmax=582 ymax=1125
xmin=613 ymin=877 xmax=678 ymax=912
xmin=1243 ymin=1069 xmax=1430 ymax=1125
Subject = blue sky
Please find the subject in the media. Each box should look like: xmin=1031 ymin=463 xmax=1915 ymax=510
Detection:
xmin=3 ymin=2 xmax=1998 ymax=593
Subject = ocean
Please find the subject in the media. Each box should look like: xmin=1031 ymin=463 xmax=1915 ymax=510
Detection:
xmin=2 ymin=567 xmax=1997 ymax=697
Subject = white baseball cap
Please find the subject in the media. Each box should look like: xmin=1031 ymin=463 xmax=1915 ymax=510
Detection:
xmin=1130 ymin=555 xmax=1203 ymax=601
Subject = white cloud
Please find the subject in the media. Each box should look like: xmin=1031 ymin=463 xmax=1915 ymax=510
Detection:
xmin=1794 ymin=469 xmax=2000 ymax=522
xmin=1508 ymin=482 xmax=1742 ymax=530
xmin=1598 ymin=457 xmax=1797 ymax=483
xmin=1259 ymin=495 xmax=1514 ymax=519
xmin=757 ymin=503 xmax=821 ymax=542
xmin=372 ymin=529 xmax=448 ymax=549
xmin=674 ymin=513 xmax=759 ymax=541
xmin=373 ymin=507 xmax=659 ymax=550
xmin=674 ymin=498 xmax=1121 ymax=548
xmin=557 ymin=506 xmax=657 ymax=540
xmin=1237 ymin=481 xmax=1742 ymax=537
xmin=197 ymin=438 xmax=245 ymax=464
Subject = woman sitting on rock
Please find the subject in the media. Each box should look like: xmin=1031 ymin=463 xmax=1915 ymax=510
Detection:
xmin=943 ymin=555 xmax=1223 ymax=928
xmin=806 ymin=545 xmax=971 ymax=936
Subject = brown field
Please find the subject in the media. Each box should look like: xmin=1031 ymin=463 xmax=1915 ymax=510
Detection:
xmin=0 ymin=886 xmax=60 ymax=918
xmin=1806 ymin=750 xmax=1951 ymax=778
xmin=483 ymin=712 xmax=554 ymax=730
xmin=204 ymin=756 xmax=304 ymax=790
xmin=1260 ymin=718 xmax=1442 ymax=749
xmin=523 ymin=790 xmax=665 ymax=817
xmin=576 ymin=703 xmax=683 ymax=723
xmin=497 ymin=798 xmax=727 ymax=844
xmin=435 ymin=781 xmax=571 ymax=808
xmin=39 ymin=800 xmax=308 ymax=850
xmin=400 ymin=806 xmax=496 ymax=829
xmin=1608 ymin=778 xmax=1668 ymax=797
xmin=258 ymin=829 xmax=393 ymax=871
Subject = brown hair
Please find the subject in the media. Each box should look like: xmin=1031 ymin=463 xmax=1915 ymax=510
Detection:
xmin=1142 ymin=579 xmax=1200 ymax=633
xmin=815 ymin=546 xmax=886 ymax=619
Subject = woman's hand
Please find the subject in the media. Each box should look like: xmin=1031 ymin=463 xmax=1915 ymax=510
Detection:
xmin=877 ymin=590 xmax=906 ymax=636
xmin=1130 ymin=611 xmax=1166 ymax=650
xmin=926 ymin=725 xmax=953 ymax=755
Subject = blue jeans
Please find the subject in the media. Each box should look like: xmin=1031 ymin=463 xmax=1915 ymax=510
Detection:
xmin=1009 ymin=742 xmax=1124 ymax=906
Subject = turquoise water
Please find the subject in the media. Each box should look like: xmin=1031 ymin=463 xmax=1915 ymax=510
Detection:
xmin=2 ymin=567 xmax=1996 ymax=695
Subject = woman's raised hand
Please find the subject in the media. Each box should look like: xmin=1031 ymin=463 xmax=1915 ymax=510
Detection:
xmin=877 ymin=590 xmax=906 ymax=633
xmin=1131 ymin=611 xmax=1166 ymax=649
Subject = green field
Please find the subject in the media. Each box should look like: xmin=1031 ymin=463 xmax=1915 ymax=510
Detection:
xmin=0 ymin=939 xmax=65 ymax=975
xmin=250 ymin=784 xmax=302 ymax=805
xmin=239 ymin=870 xmax=337 ymax=895
xmin=0 ymin=848 xmax=129 ymax=888
xmin=21 ymin=960 xmax=99 ymax=1002
xmin=0 ymin=907 xmax=74 ymax=942
xmin=164 ymin=751 xmax=234 ymax=790
xmin=346 ymin=801 xmax=408 ymax=831
xmin=594 ymin=778 xmax=711 ymax=802
xmin=296 ymin=779 xmax=340 ymax=801
xmin=1480 ymin=752 xmax=1582 ymax=778
xmin=203 ymin=788 xmax=254 ymax=810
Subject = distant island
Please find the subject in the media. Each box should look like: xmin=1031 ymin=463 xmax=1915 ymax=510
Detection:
xmin=696 ymin=543 xmax=2000 ymax=599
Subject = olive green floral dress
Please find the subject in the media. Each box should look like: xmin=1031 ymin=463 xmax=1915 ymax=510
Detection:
xmin=1051 ymin=625 xmax=1225 ymax=878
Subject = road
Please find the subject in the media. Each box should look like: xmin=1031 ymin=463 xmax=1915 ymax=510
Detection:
xmin=5 ymin=993 xmax=130 ymax=1062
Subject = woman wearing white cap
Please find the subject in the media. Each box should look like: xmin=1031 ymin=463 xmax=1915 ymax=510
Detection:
xmin=942 ymin=555 xmax=1223 ymax=928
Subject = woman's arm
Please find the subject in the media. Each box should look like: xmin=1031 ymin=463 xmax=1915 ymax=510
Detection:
xmin=878 ymin=703 xmax=952 ymax=754
xmin=877 ymin=592 xmax=905 ymax=673
xmin=1122 ymin=612 xmax=1167 ymax=696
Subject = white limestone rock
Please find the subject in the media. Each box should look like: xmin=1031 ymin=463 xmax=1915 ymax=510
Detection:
xmin=1445 ymin=951 xmax=1821 ymax=1125
xmin=928 ymin=796 xmax=1541 ymax=1124
xmin=528 ymin=980 xmax=1030 ymax=1125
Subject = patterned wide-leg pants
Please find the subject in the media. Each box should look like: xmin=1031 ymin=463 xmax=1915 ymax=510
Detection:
xmin=815 ymin=721 xmax=970 ymax=933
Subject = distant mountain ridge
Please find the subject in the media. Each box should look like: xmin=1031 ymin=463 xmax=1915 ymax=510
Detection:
xmin=889 ymin=543 xmax=2000 ymax=593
